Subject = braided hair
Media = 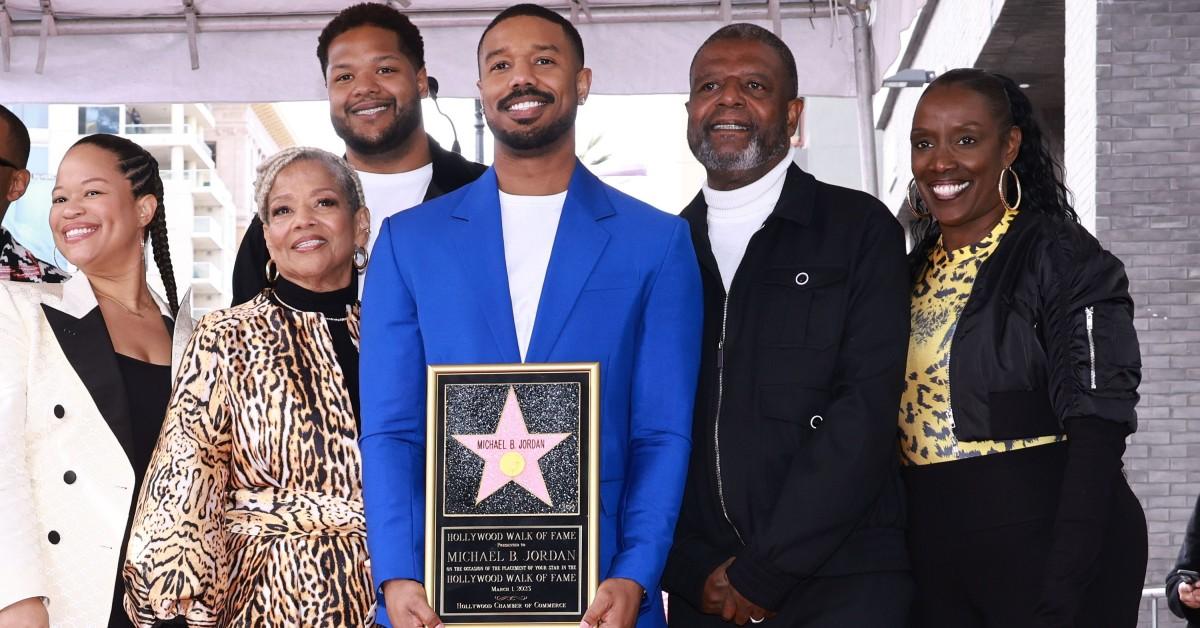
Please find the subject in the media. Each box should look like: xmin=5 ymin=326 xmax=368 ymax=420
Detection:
xmin=908 ymin=69 xmax=1078 ymax=270
xmin=71 ymin=134 xmax=179 ymax=314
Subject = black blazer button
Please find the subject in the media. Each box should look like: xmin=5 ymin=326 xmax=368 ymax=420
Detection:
xmin=63 ymin=471 xmax=76 ymax=484
xmin=47 ymin=530 xmax=60 ymax=544
xmin=53 ymin=405 xmax=65 ymax=419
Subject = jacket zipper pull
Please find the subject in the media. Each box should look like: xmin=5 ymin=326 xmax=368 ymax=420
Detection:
xmin=717 ymin=339 xmax=724 ymax=370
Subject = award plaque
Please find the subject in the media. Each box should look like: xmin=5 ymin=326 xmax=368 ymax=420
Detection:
xmin=426 ymin=363 xmax=600 ymax=626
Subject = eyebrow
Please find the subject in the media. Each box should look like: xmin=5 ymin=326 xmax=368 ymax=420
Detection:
xmin=483 ymin=42 xmax=560 ymax=63
xmin=52 ymin=176 xmax=109 ymax=192
xmin=330 ymin=54 xmax=404 ymax=71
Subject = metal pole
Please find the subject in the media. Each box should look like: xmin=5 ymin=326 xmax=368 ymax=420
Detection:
xmin=846 ymin=2 xmax=879 ymax=198
xmin=474 ymin=98 xmax=485 ymax=164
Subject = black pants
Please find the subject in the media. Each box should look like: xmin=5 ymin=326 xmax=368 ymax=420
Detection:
xmin=668 ymin=570 xmax=913 ymax=627
xmin=905 ymin=443 xmax=1147 ymax=628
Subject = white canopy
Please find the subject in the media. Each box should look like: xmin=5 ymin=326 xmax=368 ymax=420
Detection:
xmin=0 ymin=1 xmax=923 ymax=103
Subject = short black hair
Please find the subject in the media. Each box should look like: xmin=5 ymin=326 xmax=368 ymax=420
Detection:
xmin=317 ymin=2 xmax=425 ymax=76
xmin=693 ymin=23 xmax=798 ymax=99
xmin=478 ymin=4 xmax=585 ymax=67
xmin=0 ymin=105 xmax=31 ymax=168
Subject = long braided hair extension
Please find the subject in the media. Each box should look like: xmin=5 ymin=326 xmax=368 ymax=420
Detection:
xmin=908 ymin=69 xmax=1079 ymax=273
xmin=72 ymin=134 xmax=179 ymax=314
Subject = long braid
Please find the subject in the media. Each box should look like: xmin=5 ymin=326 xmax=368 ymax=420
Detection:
xmin=72 ymin=134 xmax=179 ymax=315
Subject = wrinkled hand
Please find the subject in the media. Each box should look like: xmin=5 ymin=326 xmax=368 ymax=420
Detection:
xmin=1180 ymin=581 xmax=1200 ymax=609
xmin=580 ymin=577 xmax=643 ymax=628
xmin=381 ymin=579 xmax=443 ymax=628
xmin=0 ymin=597 xmax=49 ymax=628
xmin=700 ymin=558 xmax=776 ymax=625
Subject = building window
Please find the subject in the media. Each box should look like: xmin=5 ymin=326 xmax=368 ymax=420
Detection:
xmin=78 ymin=106 xmax=120 ymax=134
xmin=2 ymin=104 xmax=49 ymax=129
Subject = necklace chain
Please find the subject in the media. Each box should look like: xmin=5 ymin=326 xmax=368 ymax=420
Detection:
xmin=93 ymin=288 xmax=149 ymax=318
xmin=273 ymin=291 xmax=349 ymax=322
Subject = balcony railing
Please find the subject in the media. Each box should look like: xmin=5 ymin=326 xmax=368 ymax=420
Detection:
xmin=125 ymin=123 xmax=193 ymax=135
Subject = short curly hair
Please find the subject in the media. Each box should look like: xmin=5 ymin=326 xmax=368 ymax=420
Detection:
xmin=254 ymin=147 xmax=365 ymax=224
xmin=317 ymin=2 xmax=425 ymax=76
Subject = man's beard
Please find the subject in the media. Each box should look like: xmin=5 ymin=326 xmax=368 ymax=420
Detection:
xmin=688 ymin=120 xmax=790 ymax=174
xmin=332 ymin=98 xmax=422 ymax=156
xmin=488 ymin=86 xmax=576 ymax=152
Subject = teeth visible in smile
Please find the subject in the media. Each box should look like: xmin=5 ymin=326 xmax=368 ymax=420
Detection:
xmin=65 ymin=226 xmax=97 ymax=239
xmin=712 ymin=124 xmax=747 ymax=130
xmin=931 ymin=181 xmax=970 ymax=198
xmin=354 ymin=106 xmax=387 ymax=116
xmin=294 ymin=239 xmax=326 ymax=250
xmin=508 ymin=101 xmax=543 ymax=111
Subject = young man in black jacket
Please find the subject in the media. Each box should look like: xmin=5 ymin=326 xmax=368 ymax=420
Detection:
xmin=661 ymin=24 xmax=913 ymax=626
xmin=231 ymin=2 xmax=485 ymax=304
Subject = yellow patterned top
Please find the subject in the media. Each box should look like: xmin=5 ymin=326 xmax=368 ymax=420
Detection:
xmin=899 ymin=208 xmax=1065 ymax=465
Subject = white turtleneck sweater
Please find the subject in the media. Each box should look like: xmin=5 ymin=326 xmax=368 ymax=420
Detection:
xmin=702 ymin=149 xmax=795 ymax=292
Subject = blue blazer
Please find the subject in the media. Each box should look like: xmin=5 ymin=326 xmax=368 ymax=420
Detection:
xmin=360 ymin=162 xmax=702 ymax=627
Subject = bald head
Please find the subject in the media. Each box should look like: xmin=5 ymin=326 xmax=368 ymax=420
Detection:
xmin=0 ymin=106 xmax=32 ymax=220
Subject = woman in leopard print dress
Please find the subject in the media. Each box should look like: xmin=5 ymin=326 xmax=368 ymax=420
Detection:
xmin=123 ymin=147 xmax=376 ymax=627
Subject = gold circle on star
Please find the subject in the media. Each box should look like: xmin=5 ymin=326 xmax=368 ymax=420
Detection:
xmin=500 ymin=451 xmax=526 ymax=477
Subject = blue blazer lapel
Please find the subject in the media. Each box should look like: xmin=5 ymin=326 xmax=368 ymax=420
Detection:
xmin=525 ymin=162 xmax=614 ymax=363
xmin=449 ymin=168 xmax=522 ymax=362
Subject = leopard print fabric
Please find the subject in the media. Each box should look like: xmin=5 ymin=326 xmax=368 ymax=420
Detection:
xmin=122 ymin=294 xmax=375 ymax=627
xmin=899 ymin=208 xmax=1065 ymax=465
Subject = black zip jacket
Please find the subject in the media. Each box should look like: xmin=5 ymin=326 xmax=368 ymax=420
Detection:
xmin=661 ymin=165 xmax=911 ymax=614
xmin=908 ymin=208 xmax=1140 ymax=441
xmin=230 ymin=137 xmax=486 ymax=305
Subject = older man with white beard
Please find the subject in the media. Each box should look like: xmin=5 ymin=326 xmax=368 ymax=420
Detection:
xmin=661 ymin=23 xmax=914 ymax=628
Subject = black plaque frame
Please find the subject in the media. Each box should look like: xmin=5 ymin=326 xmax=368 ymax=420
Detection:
xmin=426 ymin=363 xmax=600 ymax=626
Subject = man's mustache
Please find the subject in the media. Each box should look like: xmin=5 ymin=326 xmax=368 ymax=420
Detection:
xmin=498 ymin=87 xmax=556 ymax=111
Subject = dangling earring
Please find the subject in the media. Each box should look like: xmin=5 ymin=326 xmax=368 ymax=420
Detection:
xmin=906 ymin=179 xmax=929 ymax=219
xmin=999 ymin=166 xmax=1022 ymax=211
xmin=353 ymin=246 xmax=369 ymax=272
xmin=265 ymin=259 xmax=279 ymax=283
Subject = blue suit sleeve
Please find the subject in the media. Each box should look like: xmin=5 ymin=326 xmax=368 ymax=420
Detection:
xmin=607 ymin=219 xmax=702 ymax=596
xmin=360 ymin=217 xmax=428 ymax=594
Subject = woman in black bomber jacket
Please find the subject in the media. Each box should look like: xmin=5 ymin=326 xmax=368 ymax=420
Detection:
xmin=900 ymin=69 xmax=1147 ymax=628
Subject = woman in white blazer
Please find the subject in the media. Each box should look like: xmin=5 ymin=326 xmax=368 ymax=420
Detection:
xmin=0 ymin=134 xmax=189 ymax=628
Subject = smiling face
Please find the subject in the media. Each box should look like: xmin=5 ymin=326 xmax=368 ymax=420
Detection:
xmin=326 ymin=25 xmax=426 ymax=158
xmin=910 ymin=84 xmax=1021 ymax=248
xmin=686 ymin=37 xmax=802 ymax=190
xmin=477 ymin=15 xmax=591 ymax=154
xmin=262 ymin=159 xmax=369 ymax=292
xmin=50 ymin=143 xmax=154 ymax=274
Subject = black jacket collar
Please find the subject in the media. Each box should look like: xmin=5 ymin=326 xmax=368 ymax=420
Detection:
xmin=681 ymin=163 xmax=816 ymax=285
xmin=426 ymin=137 xmax=488 ymax=201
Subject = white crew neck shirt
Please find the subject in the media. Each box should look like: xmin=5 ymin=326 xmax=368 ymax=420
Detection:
xmin=499 ymin=189 xmax=567 ymax=361
xmin=357 ymin=163 xmax=434 ymax=254
xmin=702 ymin=149 xmax=795 ymax=292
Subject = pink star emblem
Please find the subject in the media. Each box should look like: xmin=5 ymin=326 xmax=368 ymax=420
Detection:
xmin=453 ymin=386 xmax=571 ymax=506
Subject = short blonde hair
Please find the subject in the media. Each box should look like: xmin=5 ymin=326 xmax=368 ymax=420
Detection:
xmin=254 ymin=147 xmax=366 ymax=223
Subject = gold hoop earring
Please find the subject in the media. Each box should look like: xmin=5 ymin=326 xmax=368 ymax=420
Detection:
xmin=265 ymin=259 xmax=279 ymax=284
xmin=906 ymin=179 xmax=929 ymax=219
xmin=999 ymin=166 xmax=1022 ymax=211
xmin=353 ymin=246 xmax=369 ymax=272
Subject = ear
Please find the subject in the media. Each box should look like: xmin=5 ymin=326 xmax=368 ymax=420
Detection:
xmin=786 ymin=97 xmax=805 ymax=139
xmin=416 ymin=66 xmax=430 ymax=99
xmin=135 ymin=194 xmax=158 ymax=228
xmin=1002 ymin=125 xmax=1022 ymax=168
xmin=576 ymin=67 xmax=593 ymax=104
xmin=5 ymin=168 xmax=30 ymax=203
xmin=354 ymin=206 xmax=371 ymax=249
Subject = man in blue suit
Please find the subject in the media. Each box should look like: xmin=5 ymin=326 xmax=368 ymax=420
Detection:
xmin=359 ymin=5 xmax=702 ymax=627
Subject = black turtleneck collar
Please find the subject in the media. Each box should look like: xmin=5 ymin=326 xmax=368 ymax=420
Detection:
xmin=271 ymin=275 xmax=357 ymax=318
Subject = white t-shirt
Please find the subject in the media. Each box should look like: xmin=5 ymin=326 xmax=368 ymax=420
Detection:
xmin=702 ymin=149 xmax=795 ymax=292
xmin=499 ymin=189 xmax=567 ymax=362
xmin=358 ymin=164 xmax=434 ymax=254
